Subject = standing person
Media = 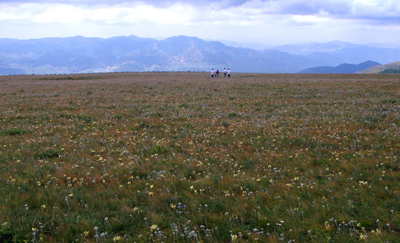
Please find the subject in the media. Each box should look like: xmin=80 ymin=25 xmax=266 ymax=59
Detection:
xmin=223 ymin=68 xmax=227 ymax=77
xmin=216 ymin=70 xmax=219 ymax=78
xmin=227 ymin=68 xmax=231 ymax=77
xmin=211 ymin=69 xmax=214 ymax=78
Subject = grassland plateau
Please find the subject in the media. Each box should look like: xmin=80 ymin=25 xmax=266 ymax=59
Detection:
xmin=0 ymin=72 xmax=399 ymax=242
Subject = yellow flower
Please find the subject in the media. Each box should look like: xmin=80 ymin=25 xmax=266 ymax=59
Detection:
xmin=150 ymin=224 xmax=158 ymax=232
xmin=113 ymin=236 xmax=123 ymax=241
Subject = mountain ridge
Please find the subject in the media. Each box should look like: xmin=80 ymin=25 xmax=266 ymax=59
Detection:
xmin=0 ymin=35 xmax=399 ymax=75
xmin=298 ymin=61 xmax=381 ymax=74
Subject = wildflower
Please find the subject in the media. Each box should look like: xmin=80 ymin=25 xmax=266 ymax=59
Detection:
xmin=84 ymin=231 xmax=89 ymax=237
xmin=231 ymin=234 xmax=238 ymax=241
xmin=41 ymin=204 xmax=46 ymax=210
xmin=150 ymin=224 xmax=158 ymax=232
xmin=113 ymin=236 xmax=123 ymax=241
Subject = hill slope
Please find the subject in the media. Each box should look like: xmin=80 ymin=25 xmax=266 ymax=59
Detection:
xmin=358 ymin=61 xmax=400 ymax=74
xmin=298 ymin=61 xmax=381 ymax=74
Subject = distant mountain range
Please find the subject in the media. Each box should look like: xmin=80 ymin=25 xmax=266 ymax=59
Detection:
xmin=298 ymin=61 xmax=381 ymax=74
xmin=273 ymin=41 xmax=400 ymax=66
xmin=0 ymin=35 xmax=399 ymax=75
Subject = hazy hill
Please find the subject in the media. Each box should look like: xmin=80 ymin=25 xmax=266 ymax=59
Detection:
xmin=273 ymin=41 xmax=400 ymax=67
xmin=358 ymin=61 xmax=400 ymax=74
xmin=0 ymin=36 xmax=398 ymax=75
xmin=0 ymin=35 xmax=316 ymax=74
xmin=298 ymin=61 xmax=381 ymax=74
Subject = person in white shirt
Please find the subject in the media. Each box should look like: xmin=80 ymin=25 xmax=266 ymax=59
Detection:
xmin=227 ymin=69 xmax=231 ymax=77
xmin=211 ymin=69 xmax=214 ymax=78
xmin=223 ymin=68 xmax=227 ymax=77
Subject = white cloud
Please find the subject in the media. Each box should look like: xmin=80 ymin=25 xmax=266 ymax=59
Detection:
xmin=0 ymin=0 xmax=399 ymax=45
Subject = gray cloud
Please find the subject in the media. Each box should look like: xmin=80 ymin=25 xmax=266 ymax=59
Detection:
xmin=275 ymin=1 xmax=353 ymax=16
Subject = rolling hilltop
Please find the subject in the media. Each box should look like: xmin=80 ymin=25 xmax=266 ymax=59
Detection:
xmin=298 ymin=61 xmax=381 ymax=74
xmin=358 ymin=61 xmax=400 ymax=74
xmin=0 ymin=36 xmax=399 ymax=74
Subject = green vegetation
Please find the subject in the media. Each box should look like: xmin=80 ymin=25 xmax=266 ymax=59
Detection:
xmin=380 ymin=68 xmax=400 ymax=74
xmin=359 ymin=61 xmax=400 ymax=74
xmin=0 ymin=72 xmax=399 ymax=242
xmin=1 ymin=128 xmax=29 ymax=136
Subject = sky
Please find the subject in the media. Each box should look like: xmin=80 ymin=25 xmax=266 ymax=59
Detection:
xmin=0 ymin=0 xmax=399 ymax=46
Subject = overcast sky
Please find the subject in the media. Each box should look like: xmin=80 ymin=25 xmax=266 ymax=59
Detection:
xmin=1 ymin=0 xmax=399 ymax=45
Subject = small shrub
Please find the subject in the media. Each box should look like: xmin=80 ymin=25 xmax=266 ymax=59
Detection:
xmin=1 ymin=128 xmax=29 ymax=136
xmin=150 ymin=145 xmax=169 ymax=155
xmin=228 ymin=113 xmax=238 ymax=118
xmin=76 ymin=115 xmax=92 ymax=123
xmin=0 ymin=223 xmax=25 ymax=243
xmin=178 ymin=104 xmax=189 ymax=109
xmin=382 ymin=99 xmax=396 ymax=104
xmin=35 ymin=149 xmax=61 ymax=159
xmin=152 ymin=112 xmax=163 ymax=117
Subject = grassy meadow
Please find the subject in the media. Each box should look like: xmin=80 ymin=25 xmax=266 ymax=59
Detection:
xmin=0 ymin=72 xmax=399 ymax=242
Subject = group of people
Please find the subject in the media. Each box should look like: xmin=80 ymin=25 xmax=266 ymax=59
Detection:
xmin=211 ymin=68 xmax=231 ymax=78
